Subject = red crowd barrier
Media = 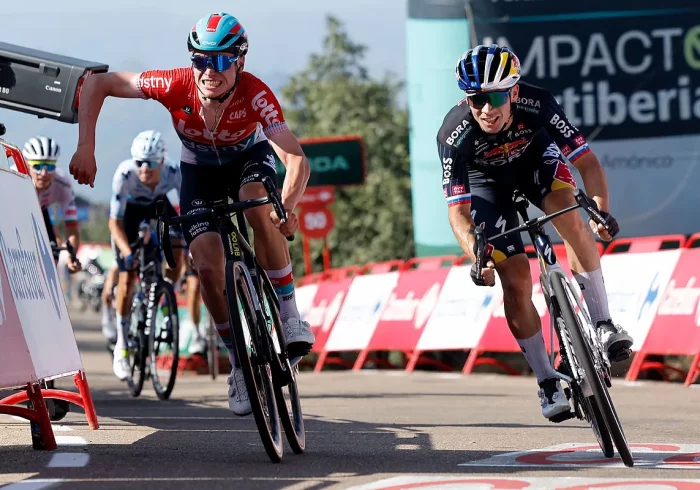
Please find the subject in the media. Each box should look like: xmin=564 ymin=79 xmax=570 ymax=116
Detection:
xmin=294 ymin=234 xmax=700 ymax=385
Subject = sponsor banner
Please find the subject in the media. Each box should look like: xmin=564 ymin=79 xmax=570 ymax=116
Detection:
xmin=642 ymin=248 xmax=700 ymax=355
xmin=0 ymin=169 xmax=82 ymax=380
xmin=0 ymin=244 xmax=36 ymax=388
xmin=600 ymin=250 xmax=681 ymax=350
xmin=303 ymin=278 xmax=353 ymax=352
xmin=368 ymin=268 xmax=449 ymax=352
xmin=324 ymin=273 xmax=399 ymax=352
xmin=417 ymin=265 xmax=502 ymax=351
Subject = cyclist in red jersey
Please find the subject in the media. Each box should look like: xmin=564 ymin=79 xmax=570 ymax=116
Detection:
xmin=68 ymin=12 xmax=314 ymax=416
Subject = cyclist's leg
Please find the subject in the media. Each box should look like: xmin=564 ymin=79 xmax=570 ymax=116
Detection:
xmin=519 ymin=135 xmax=632 ymax=360
xmin=236 ymin=142 xmax=314 ymax=355
xmin=111 ymin=204 xmax=144 ymax=381
xmin=179 ymin=161 xmax=251 ymax=415
xmin=183 ymin=257 xmax=206 ymax=354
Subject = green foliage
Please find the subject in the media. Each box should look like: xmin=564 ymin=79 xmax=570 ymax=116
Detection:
xmin=280 ymin=16 xmax=414 ymax=278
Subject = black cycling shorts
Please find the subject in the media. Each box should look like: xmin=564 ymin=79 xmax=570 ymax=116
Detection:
xmin=470 ymin=130 xmax=578 ymax=264
xmin=112 ymin=199 xmax=181 ymax=272
xmin=179 ymin=141 xmax=278 ymax=245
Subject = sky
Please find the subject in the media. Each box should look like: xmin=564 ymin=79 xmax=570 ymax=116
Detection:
xmin=1 ymin=0 xmax=408 ymax=202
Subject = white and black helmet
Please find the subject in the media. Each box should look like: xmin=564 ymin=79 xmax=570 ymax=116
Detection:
xmin=22 ymin=136 xmax=61 ymax=161
xmin=131 ymin=130 xmax=165 ymax=161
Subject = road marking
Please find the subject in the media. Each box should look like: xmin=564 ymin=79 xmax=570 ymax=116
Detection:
xmin=47 ymin=453 xmax=90 ymax=468
xmin=0 ymin=479 xmax=64 ymax=490
xmin=55 ymin=436 xmax=88 ymax=446
xmin=346 ymin=475 xmax=700 ymax=490
xmin=459 ymin=443 xmax=700 ymax=469
xmin=51 ymin=425 xmax=73 ymax=432
xmin=395 ymin=444 xmax=421 ymax=450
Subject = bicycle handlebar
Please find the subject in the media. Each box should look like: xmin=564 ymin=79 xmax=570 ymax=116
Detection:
xmin=472 ymin=188 xmax=614 ymax=283
xmin=51 ymin=239 xmax=81 ymax=269
xmin=157 ymin=176 xmax=293 ymax=268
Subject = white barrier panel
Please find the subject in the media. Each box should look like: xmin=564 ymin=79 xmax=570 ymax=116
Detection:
xmin=324 ymin=272 xmax=399 ymax=351
xmin=0 ymin=169 xmax=82 ymax=382
xmin=295 ymin=284 xmax=319 ymax=323
xmin=416 ymin=265 xmax=503 ymax=351
xmin=600 ymin=250 xmax=681 ymax=351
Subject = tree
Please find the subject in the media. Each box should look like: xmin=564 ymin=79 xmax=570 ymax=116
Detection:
xmin=280 ymin=16 xmax=414 ymax=277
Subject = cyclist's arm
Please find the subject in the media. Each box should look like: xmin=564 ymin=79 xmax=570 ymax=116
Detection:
xmin=268 ymin=129 xmax=310 ymax=211
xmin=109 ymin=170 xmax=133 ymax=258
xmin=542 ymin=92 xmax=610 ymax=213
xmin=439 ymin=141 xmax=477 ymax=260
xmin=570 ymin=151 xmax=610 ymax=214
xmin=60 ymin=184 xmax=81 ymax=252
xmin=76 ymin=72 xmax=141 ymax=151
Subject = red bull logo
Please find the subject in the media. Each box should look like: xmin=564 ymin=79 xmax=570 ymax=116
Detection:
xmin=483 ymin=138 xmax=528 ymax=159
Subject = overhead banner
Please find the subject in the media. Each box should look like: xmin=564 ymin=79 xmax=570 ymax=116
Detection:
xmin=468 ymin=1 xmax=700 ymax=237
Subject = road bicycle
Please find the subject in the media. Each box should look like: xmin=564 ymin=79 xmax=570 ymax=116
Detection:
xmin=473 ymin=188 xmax=634 ymax=467
xmin=157 ymin=176 xmax=306 ymax=462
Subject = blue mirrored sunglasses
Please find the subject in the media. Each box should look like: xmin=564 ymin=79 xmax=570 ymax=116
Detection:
xmin=467 ymin=90 xmax=511 ymax=109
xmin=190 ymin=53 xmax=239 ymax=72
xmin=28 ymin=161 xmax=57 ymax=172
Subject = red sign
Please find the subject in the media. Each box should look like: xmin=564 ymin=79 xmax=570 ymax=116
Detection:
xmin=368 ymin=268 xmax=449 ymax=352
xmin=299 ymin=186 xmax=335 ymax=207
xmin=642 ymin=248 xmax=700 ymax=356
xmin=299 ymin=207 xmax=334 ymax=239
xmin=304 ymin=278 xmax=352 ymax=352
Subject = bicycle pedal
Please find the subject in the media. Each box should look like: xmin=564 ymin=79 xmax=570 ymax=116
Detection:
xmin=609 ymin=348 xmax=631 ymax=363
xmin=548 ymin=410 xmax=575 ymax=424
xmin=287 ymin=343 xmax=312 ymax=359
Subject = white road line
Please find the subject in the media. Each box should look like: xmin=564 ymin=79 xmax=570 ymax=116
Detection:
xmin=55 ymin=436 xmax=88 ymax=446
xmin=47 ymin=453 xmax=90 ymax=468
xmin=395 ymin=444 xmax=421 ymax=450
xmin=51 ymin=425 xmax=73 ymax=432
xmin=0 ymin=479 xmax=63 ymax=490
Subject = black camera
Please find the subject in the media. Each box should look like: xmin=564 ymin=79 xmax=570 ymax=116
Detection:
xmin=0 ymin=41 xmax=109 ymax=124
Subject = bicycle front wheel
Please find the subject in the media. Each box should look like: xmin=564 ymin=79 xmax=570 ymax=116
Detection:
xmin=149 ymin=280 xmax=180 ymax=400
xmin=226 ymin=260 xmax=284 ymax=463
xmin=259 ymin=268 xmax=306 ymax=454
xmin=551 ymin=270 xmax=633 ymax=467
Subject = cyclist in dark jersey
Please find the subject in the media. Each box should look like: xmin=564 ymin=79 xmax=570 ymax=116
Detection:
xmin=436 ymin=44 xmax=633 ymax=421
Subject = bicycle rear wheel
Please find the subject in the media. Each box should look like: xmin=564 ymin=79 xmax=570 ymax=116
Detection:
xmin=259 ymin=270 xmax=306 ymax=454
xmin=551 ymin=270 xmax=633 ymax=467
xmin=207 ymin=315 xmax=219 ymax=380
xmin=226 ymin=260 xmax=284 ymax=463
xmin=149 ymin=280 xmax=180 ymax=400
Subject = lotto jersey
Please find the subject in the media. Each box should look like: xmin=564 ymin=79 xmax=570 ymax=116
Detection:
xmin=137 ymin=69 xmax=288 ymax=165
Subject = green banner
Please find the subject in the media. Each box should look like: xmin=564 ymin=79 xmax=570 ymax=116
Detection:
xmin=275 ymin=137 xmax=366 ymax=187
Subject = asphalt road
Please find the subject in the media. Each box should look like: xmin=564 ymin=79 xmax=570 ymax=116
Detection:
xmin=1 ymin=309 xmax=699 ymax=490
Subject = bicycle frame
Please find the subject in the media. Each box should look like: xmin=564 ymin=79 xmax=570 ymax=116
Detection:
xmin=511 ymin=197 xmax=603 ymax=396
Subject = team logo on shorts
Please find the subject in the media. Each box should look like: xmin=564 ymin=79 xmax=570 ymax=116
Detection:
xmin=192 ymin=199 xmax=204 ymax=206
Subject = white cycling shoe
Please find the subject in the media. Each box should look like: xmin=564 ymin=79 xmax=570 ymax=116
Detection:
xmin=227 ymin=367 xmax=252 ymax=416
xmin=283 ymin=318 xmax=315 ymax=357
xmin=112 ymin=350 xmax=131 ymax=382
xmin=538 ymin=378 xmax=571 ymax=419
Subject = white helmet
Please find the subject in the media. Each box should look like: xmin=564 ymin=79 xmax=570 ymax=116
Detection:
xmin=131 ymin=130 xmax=165 ymax=161
xmin=23 ymin=136 xmax=60 ymax=161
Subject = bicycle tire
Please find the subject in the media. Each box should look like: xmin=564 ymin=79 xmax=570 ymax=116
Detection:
xmin=149 ymin=280 xmax=180 ymax=400
xmin=551 ymin=270 xmax=633 ymax=467
xmin=128 ymin=322 xmax=147 ymax=398
xmin=226 ymin=260 xmax=284 ymax=463
xmin=259 ymin=271 xmax=306 ymax=454
xmin=207 ymin=315 xmax=218 ymax=380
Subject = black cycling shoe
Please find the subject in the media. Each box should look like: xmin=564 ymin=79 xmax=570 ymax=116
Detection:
xmin=597 ymin=320 xmax=633 ymax=362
